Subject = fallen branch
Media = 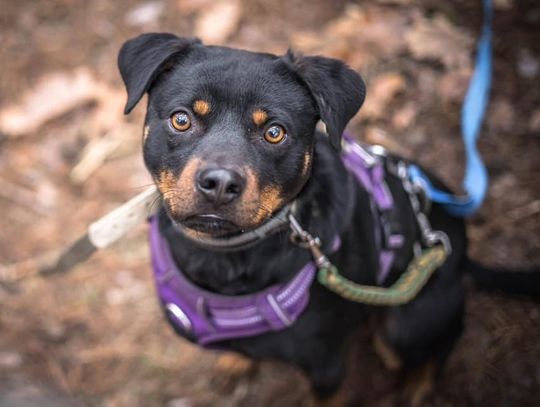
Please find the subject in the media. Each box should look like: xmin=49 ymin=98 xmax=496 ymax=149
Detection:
xmin=70 ymin=134 xmax=123 ymax=184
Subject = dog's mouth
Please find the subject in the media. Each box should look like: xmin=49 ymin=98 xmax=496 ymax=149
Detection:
xmin=179 ymin=214 xmax=242 ymax=237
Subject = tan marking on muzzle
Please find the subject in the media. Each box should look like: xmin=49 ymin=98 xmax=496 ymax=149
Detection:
xmin=238 ymin=168 xmax=264 ymax=226
xmin=143 ymin=125 xmax=150 ymax=142
xmin=255 ymin=185 xmax=283 ymax=223
xmin=193 ymin=100 xmax=211 ymax=116
xmin=242 ymin=168 xmax=259 ymax=208
xmin=157 ymin=169 xmax=178 ymax=214
xmin=180 ymin=226 xmax=213 ymax=240
xmin=252 ymin=109 xmax=268 ymax=127
xmin=239 ymin=168 xmax=284 ymax=225
xmin=157 ymin=159 xmax=202 ymax=217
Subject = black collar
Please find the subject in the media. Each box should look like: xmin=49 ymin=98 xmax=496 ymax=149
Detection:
xmin=172 ymin=203 xmax=295 ymax=252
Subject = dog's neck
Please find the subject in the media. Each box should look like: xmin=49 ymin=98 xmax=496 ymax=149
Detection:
xmin=158 ymin=135 xmax=358 ymax=295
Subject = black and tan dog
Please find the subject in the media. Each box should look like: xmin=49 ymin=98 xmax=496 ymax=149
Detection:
xmin=118 ymin=33 xmax=539 ymax=405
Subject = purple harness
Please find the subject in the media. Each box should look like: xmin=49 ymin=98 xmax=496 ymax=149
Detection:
xmin=149 ymin=136 xmax=403 ymax=346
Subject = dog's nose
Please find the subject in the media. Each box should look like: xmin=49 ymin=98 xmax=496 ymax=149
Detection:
xmin=196 ymin=167 xmax=245 ymax=206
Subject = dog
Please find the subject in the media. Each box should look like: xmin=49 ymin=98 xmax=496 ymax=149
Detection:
xmin=117 ymin=33 xmax=539 ymax=405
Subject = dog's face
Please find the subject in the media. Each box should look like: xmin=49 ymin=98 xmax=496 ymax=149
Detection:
xmin=118 ymin=34 xmax=365 ymax=237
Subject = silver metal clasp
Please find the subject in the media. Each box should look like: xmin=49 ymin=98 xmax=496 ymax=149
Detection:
xmin=288 ymin=214 xmax=331 ymax=268
xmin=396 ymin=161 xmax=452 ymax=257
xmin=424 ymin=230 xmax=452 ymax=255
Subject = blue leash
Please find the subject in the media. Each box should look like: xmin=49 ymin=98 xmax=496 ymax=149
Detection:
xmin=409 ymin=0 xmax=493 ymax=217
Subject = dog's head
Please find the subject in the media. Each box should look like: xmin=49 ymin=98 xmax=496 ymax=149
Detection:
xmin=118 ymin=33 xmax=365 ymax=238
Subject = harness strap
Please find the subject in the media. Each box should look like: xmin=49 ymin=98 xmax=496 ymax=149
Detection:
xmin=150 ymin=215 xmax=317 ymax=346
xmin=342 ymin=136 xmax=404 ymax=284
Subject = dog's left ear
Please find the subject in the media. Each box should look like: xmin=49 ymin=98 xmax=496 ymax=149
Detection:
xmin=284 ymin=51 xmax=366 ymax=151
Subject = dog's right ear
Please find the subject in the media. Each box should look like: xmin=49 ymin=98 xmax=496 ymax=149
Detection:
xmin=118 ymin=33 xmax=201 ymax=114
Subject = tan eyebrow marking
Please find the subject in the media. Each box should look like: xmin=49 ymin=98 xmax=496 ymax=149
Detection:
xmin=193 ymin=100 xmax=211 ymax=116
xmin=252 ymin=109 xmax=268 ymax=126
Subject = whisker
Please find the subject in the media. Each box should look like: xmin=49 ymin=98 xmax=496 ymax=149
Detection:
xmin=147 ymin=195 xmax=164 ymax=216
xmin=128 ymin=183 xmax=157 ymax=191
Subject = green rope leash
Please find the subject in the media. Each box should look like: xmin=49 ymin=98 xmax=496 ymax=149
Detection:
xmin=288 ymin=213 xmax=449 ymax=306
xmin=317 ymin=245 xmax=447 ymax=306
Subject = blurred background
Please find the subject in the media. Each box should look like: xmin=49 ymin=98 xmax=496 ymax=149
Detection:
xmin=0 ymin=0 xmax=539 ymax=405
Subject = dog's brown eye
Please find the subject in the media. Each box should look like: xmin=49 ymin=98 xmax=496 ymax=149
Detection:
xmin=263 ymin=125 xmax=286 ymax=144
xmin=170 ymin=112 xmax=191 ymax=131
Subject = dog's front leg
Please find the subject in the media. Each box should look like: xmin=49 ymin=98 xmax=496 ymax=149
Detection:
xmin=211 ymin=352 xmax=259 ymax=394
xmin=303 ymin=352 xmax=348 ymax=407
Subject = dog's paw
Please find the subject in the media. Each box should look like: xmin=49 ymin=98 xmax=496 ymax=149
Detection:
xmin=373 ymin=332 xmax=402 ymax=371
xmin=211 ymin=352 xmax=258 ymax=394
xmin=403 ymin=361 xmax=436 ymax=407
xmin=311 ymin=391 xmax=348 ymax=407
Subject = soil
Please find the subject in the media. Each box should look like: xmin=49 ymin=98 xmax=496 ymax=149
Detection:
xmin=0 ymin=0 xmax=539 ymax=406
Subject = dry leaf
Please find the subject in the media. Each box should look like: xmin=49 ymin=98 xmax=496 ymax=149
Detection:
xmin=176 ymin=0 xmax=212 ymax=15
xmin=194 ymin=0 xmax=242 ymax=44
xmin=529 ymin=109 xmax=540 ymax=133
xmin=361 ymin=73 xmax=406 ymax=120
xmin=392 ymin=102 xmax=418 ymax=130
xmin=406 ymin=14 xmax=472 ymax=69
xmin=0 ymin=66 xmax=126 ymax=144
xmin=488 ymin=99 xmax=515 ymax=132
xmin=292 ymin=5 xmax=409 ymax=69
xmin=125 ymin=1 xmax=164 ymax=27
xmin=0 ymin=68 xmax=104 ymax=137
xmin=438 ymin=69 xmax=471 ymax=104
xmin=0 ymin=177 xmax=51 ymax=215
xmin=517 ymin=48 xmax=539 ymax=79
xmin=0 ymin=351 xmax=23 ymax=369
xmin=376 ymin=0 xmax=414 ymax=4
xmin=363 ymin=126 xmax=410 ymax=156
xmin=88 ymin=87 xmax=126 ymax=138
xmin=493 ymin=0 xmax=513 ymax=10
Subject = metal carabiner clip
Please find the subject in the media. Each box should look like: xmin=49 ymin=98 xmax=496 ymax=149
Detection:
xmin=425 ymin=230 xmax=452 ymax=256
xmin=288 ymin=214 xmax=331 ymax=268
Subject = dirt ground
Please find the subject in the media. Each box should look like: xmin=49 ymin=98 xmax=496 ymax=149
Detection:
xmin=1 ymin=0 xmax=539 ymax=406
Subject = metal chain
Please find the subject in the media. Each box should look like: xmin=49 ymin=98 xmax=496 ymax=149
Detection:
xmin=396 ymin=161 xmax=452 ymax=256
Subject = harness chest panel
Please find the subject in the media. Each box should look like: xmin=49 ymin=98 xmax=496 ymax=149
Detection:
xmin=149 ymin=217 xmax=316 ymax=346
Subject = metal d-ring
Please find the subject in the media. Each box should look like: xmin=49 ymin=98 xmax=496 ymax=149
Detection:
xmin=165 ymin=303 xmax=192 ymax=333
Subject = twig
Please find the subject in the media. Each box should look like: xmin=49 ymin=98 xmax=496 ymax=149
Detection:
xmin=70 ymin=134 xmax=123 ymax=184
xmin=0 ymin=250 xmax=60 ymax=283
xmin=0 ymin=177 xmax=50 ymax=215
xmin=507 ymin=199 xmax=540 ymax=222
